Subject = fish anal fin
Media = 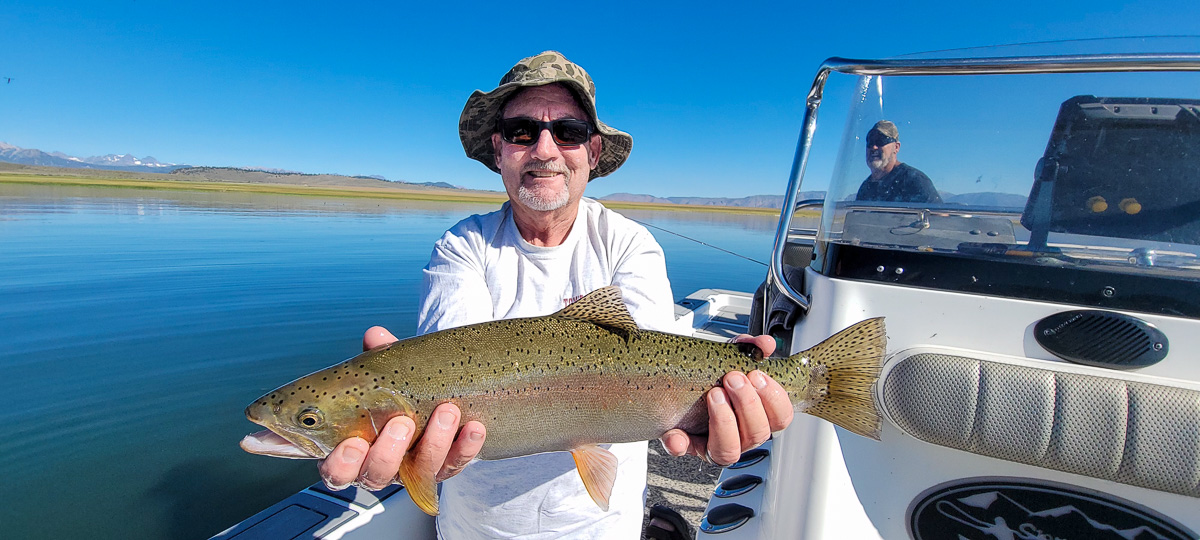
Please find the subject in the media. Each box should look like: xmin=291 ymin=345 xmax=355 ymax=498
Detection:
xmin=570 ymin=444 xmax=618 ymax=512
xmin=556 ymin=285 xmax=640 ymax=336
xmin=397 ymin=455 xmax=439 ymax=516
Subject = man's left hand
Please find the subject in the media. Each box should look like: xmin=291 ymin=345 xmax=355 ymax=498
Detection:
xmin=659 ymin=334 xmax=794 ymax=465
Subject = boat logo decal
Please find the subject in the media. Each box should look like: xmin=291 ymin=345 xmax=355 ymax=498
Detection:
xmin=907 ymin=477 xmax=1194 ymax=540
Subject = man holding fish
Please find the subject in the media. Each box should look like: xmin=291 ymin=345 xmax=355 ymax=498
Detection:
xmin=317 ymin=51 xmax=795 ymax=538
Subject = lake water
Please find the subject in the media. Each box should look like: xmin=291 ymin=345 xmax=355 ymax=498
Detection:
xmin=0 ymin=183 xmax=778 ymax=539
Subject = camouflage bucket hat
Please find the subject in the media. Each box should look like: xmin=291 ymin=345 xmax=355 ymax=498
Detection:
xmin=459 ymin=51 xmax=632 ymax=180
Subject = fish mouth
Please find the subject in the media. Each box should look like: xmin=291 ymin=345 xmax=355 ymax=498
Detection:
xmin=242 ymin=404 xmax=327 ymax=459
xmin=240 ymin=429 xmax=322 ymax=459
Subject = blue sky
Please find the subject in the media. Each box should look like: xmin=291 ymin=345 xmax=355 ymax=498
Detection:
xmin=2 ymin=1 xmax=1199 ymax=199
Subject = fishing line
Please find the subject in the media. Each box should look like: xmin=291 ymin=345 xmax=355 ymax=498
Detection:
xmin=629 ymin=218 xmax=767 ymax=267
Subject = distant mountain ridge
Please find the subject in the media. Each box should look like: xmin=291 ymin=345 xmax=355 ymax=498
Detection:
xmin=942 ymin=191 xmax=1028 ymax=207
xmin=1 ymin=142 xmax=1027 ymax=207
xmin=171 ymin=166 xmax=459 ymax=190
xmin=0 ymin=142 xmax=186 ymax=173
xmin=600 ymin=192 xmax=827 ymax=209
xmin=0 ymin=142 xmax=458 ymax=188
xmin=600 ymin=190 xmax=1028 ymax=209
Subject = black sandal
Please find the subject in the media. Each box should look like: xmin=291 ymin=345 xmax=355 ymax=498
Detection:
xmin=646 ymin=504 xmax=692 ymax=540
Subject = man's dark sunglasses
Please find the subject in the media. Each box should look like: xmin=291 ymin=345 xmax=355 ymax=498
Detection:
xmin=867 ymin=133 xmax=898 ymax=147
xmin=498 ymin=117 xmax=593 ymax=146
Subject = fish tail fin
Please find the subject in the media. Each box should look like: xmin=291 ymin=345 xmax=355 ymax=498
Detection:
xmin=791 ymin=317 xmax=885 ymax=440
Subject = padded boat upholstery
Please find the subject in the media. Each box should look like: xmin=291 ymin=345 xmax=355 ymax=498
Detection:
xmin=883 ymin=353 xmax=1200 ymax=497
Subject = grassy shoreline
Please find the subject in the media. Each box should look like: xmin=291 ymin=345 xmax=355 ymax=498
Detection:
xmin=0 ymin=171 xmax=784 ymax=216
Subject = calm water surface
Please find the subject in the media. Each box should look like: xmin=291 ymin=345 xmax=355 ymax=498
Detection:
xmin=0 ymin=184 xmax=776 ymax=539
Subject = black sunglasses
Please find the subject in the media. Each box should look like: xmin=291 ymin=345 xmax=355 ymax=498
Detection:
xmin=498 ymin=117 xmax=593 ymax=146
xmin=867 ymin=133 xmax=898 ymax=147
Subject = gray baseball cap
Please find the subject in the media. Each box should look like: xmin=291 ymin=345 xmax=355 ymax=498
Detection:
xmin=868 ymin=120 xmax=899 ymax=143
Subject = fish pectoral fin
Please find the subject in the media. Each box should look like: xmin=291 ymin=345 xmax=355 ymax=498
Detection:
xmin=569 ymin=444 xmax=618 ymax=512
xmin=397 ymin=455 xmax=439 ymax=516
xmin=364 ymin=387 xmax=415 ymax=441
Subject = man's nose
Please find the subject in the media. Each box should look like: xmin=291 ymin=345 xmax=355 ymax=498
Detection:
xmin=529 ymin=128 xmax=561 ymax=158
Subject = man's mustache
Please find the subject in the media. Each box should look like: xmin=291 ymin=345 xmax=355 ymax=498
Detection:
xmin=523 ymin=161 xmax=570 ymax=175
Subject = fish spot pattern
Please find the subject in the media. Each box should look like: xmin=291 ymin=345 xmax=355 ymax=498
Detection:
xmin=251 ymin=291 xmax=887 ymax=459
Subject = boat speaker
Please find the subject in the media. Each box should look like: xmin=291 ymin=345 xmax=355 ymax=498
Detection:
xmin=882 ymin=353 xmax=1200 ymax=498
xmin=1034 ymin=310 xmax=1167 ymax=369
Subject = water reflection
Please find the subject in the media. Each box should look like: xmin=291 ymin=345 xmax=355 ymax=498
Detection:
xmin=619 ymin=207 xmax=778 ymax=233
xmin=0 ymin=182 xmax=500 ymax=218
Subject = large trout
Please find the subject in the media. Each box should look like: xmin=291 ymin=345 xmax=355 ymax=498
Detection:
xmin=241 ymin=286 xmax=885 ymax=516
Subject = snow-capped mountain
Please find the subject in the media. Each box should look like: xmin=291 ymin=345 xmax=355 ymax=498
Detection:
xmin=81 ymin=153 xmax=174 ymax=168
xmin=0 ymin=142 xmax=189 ymax=173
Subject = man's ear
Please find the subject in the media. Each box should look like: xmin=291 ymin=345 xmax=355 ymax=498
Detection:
xmin=491 ymin=133 xmax=503 ymax=168
xmin=587 ymin=133 xmax=601 ymax=169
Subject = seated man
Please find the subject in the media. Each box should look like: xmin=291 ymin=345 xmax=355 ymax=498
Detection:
xmin=857 ymin=120 xmax=942 ymax=203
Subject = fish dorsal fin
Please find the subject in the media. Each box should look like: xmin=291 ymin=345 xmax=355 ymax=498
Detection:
xmin=398 ymin=454 xmax=440 ymax=516
xmin=555 ymin=285 xmax=639 ymax=335
xmin=569 ymin=444 xmax=618 ymax=512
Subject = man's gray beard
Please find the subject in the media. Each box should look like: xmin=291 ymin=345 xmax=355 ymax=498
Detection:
xmin=518 ymin=183 xmax=570 ymax=211
xmin=517 ymin=161 xmax=572 ymax=211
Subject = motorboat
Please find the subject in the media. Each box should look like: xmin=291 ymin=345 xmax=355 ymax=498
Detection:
xmin=697 ymin=37 xmax=1200 ymax=540
xmin=215 ymin=38 xmax=1200 ymax=540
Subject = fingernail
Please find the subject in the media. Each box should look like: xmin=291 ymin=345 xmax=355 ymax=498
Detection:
xmin=468 ymin=430 xmax=483 ymax=442
xmin=662 ymin=434 xmax=683 ymax=456
xmin=750 ymin=371 xmax=767 ymax=389
xmin=385 ymin=421 xmax=410 ymax=441
xmin=710 ymin=388 xmax=727 ymax=405
xmin=726 ymin=373 xmax=745 ymax=390
xmin=357 ymin=475 xmax=379 ymax=490
xmin=436 ymin=409 xmax=457 ymax=428
xmin=341 ymin=446 xmax=363 ymax=463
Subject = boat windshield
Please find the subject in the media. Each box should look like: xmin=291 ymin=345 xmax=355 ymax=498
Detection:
xmin=809 ymin=44 xmax=1200 ymax=280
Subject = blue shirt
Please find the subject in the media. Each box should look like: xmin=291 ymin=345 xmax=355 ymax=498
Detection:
xmin=857 ymin=162 xmax=942 ymax=203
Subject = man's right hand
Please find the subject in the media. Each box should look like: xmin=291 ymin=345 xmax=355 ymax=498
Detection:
xmin=317 ymin=326 xmax=487 ymax=491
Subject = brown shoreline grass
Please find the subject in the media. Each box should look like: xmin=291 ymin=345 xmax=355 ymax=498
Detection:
xmin=0 ymin=172 xmax=784 ymax=216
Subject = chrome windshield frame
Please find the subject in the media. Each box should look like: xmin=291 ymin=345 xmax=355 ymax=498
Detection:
xmin=768 ymin=51 xmax=1200 ymax=315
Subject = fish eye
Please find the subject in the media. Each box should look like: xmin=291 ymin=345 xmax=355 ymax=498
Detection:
xmin=296 ymin=408 xmax=324 ymax=429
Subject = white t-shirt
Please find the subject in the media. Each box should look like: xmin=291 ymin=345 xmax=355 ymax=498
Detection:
xmin=417 ymin=198 xmax=677 ymax=539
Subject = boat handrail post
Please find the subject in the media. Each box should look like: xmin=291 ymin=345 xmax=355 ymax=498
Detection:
xmin=767 ymin=65 xmax=831 ymax=326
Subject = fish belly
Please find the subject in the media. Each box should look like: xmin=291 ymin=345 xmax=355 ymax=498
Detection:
xmin=452 ymin=373 xmax=712 ymax=460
